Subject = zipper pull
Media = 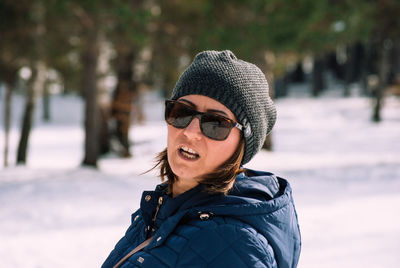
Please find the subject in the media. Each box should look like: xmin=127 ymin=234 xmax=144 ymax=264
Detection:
xmin=152 ymin=196 xmax=163 ymax=223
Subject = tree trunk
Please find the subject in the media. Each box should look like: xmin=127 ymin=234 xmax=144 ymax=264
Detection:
xmin=343 ymin=43 xmax=365 ymax=97
xmin=1 ymin=62 xmax=18 ymax=168
xmin=326 ymin=51 xmax=343 ymax=81
xmin=3 ymin=83 xmax=12 ymax=167
xmin=312 ymin=56 xmax=325 ymax=97
xmin=16 ymin=87 xmax=35 ymax=164
xmin=372 ymin=43 xmax=391 ymax=122
xmin=291 ymin=62 xmax=305 ymax=83
xmin=109 ymin=48 xmax=137 ymax=157
xmin=16 ymin=1 xmax=47 ymax=165
xmin=360 ymin=43 xmax=372 ymax=96
xmin=42 ymin=82 xmax=50 ymax=121
xmin=16 ymin=62 xmax=47 ymax=164
xmin=81 ymin=30 xmax=100 ymax=167
xmin=343 ymin=45 xmax=355 ymax=97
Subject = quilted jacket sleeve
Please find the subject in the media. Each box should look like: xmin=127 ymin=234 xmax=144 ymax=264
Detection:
xmin=174 ymin=219 xmax=277 ymax=268
xmin=102 ymin=211 xmax=145 ymax=268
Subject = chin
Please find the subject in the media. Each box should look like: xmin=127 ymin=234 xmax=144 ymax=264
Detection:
xmin=170 ymin=162 xmax=201 ymax=181
xmin=168 ymin=153 xmax=192 ymax=175
xmin=171 ymin=165 xmax=195 ymax=180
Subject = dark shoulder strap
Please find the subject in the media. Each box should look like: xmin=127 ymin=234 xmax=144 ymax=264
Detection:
xmin=113 ymin=236 xmax=154 ymax=268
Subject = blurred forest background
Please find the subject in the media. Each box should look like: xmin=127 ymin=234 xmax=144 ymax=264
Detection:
xmin=1 ymin=0 xmax=400 ymax=168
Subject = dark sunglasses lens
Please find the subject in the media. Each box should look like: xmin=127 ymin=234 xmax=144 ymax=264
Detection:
xmin=165 ymin=102 xmax=194 ymax=128
xmin=165 ymin=100 xmax=234 ymax=141
xmin=201 ymin=114 xmax=232 ymax=140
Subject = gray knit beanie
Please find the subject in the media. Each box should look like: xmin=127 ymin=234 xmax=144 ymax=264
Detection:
xmin=170 ymin=50 xmax=276 ymax=165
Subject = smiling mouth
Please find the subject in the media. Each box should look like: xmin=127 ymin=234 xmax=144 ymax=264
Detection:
xmin=178 ymin=146 xmax=200 ymax=160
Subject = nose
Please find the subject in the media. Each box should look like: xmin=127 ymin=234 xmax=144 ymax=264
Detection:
xmin=182 ymin=116 xmax=202 ymax=140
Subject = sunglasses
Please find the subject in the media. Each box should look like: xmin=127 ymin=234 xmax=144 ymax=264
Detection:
xmin=165 ymin=100 xmax=243 ymax=141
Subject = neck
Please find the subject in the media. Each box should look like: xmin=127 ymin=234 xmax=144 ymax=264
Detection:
xmin=172 ymin=177 xmax=199 ymax=198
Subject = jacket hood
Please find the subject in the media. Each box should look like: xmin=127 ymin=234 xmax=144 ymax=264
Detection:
xmin=187 ymin=169 xmax=301 ymax=267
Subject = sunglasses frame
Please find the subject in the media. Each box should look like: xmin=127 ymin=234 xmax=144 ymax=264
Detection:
xmin=165 ymin=100 xmax=243 ymax=141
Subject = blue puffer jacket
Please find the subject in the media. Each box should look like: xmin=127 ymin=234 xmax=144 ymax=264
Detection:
xmin=102 ymin=169 xmax=301 ymax=268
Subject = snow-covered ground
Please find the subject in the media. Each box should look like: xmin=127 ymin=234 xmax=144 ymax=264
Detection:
xmin=0 ymin=90 xmax=399 ymax=268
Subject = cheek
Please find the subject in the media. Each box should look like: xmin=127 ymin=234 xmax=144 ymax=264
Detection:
xmin=206 ymin=132 xmax=241 ymax=167
xmin=167 ymin=125 xmax=178 ymax=145
xmin=166 ymin=126 xmax=179 ymax=172
xmin=167 ymin=126 xmax=176 ymax=158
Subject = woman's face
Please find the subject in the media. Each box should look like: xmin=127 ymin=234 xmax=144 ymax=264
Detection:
xmin=167 ymin=94 xmax=241 ymax=186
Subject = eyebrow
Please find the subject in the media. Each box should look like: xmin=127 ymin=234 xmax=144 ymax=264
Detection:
xmin=179 ymin=98 xmax=229 ymax=117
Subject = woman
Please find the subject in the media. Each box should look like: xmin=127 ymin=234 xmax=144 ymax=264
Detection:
xmin=102 ymin=50 xmax=301 ymax=268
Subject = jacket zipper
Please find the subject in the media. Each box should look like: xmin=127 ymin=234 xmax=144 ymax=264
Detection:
xmin=152 ymin=196 xmax=163 ymax=223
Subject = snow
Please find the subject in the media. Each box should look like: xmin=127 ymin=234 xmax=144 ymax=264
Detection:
xmin=1 ymin=90 xmax=400 ymax=267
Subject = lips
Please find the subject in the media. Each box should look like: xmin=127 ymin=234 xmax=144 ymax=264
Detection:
xmin=178 ymin=145 xmax=200 ymax=160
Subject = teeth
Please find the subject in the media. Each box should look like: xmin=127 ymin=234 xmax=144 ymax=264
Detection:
xmin=181 ymin=151 xmax=197 ymax=159
xmin=181 ymin=146 xmax=198 ymax=155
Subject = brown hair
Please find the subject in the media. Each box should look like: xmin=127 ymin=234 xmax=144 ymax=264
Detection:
xmin=152 ymin=138 xmax=245 ymax=195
